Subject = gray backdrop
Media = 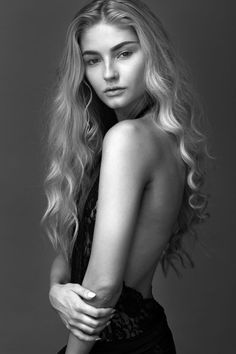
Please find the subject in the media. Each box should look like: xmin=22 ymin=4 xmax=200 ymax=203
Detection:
xmin=1 ymin=0 xmax=235 ymax=353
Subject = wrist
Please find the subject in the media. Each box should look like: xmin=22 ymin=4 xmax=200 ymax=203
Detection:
xmin=50 ymin=274 xmax=68 ymax=289
xmin=49 ymin=283 xmax=62 ymax=306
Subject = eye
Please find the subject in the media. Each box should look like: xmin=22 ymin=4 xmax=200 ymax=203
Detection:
xmin=85 ymin=58 xmax=100 ymax=66
xmin=118 ymin=51 xmax=133 ymax=59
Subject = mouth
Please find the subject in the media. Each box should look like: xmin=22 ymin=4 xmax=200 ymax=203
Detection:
xmin=104 ymin=87 xmax=126 ymax=96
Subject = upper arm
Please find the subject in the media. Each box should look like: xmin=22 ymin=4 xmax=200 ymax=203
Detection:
xmin=82 ymin=122 xmax=155 ymax=294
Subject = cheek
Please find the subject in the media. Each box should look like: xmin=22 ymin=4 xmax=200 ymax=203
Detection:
xmin=127 ymin=55 xmax=145 ymax=82
xmin=85 ymin=69 xmax=100 ymax=91
xmin=129 ymin=59 xmax=146 ymax=90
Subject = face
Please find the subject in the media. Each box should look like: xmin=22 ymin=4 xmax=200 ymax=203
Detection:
xmin=80 ymin=22 xmax=146 ymax=118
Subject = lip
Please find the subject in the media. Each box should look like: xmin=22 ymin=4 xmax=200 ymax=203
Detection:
xmin=104 ymin=88 xmax=126 ymax=97
xmin=104 ymin=87 xmax=126 ymax=93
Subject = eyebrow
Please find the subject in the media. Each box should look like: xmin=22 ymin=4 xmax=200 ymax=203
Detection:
xmin=82 ymin=40 xmax=139 ymax=56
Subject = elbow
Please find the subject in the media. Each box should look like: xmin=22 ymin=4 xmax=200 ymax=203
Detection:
xmin=98 ymin=283 xmax=122 ymax=306
xmin=83 ymin=279 xmax=123 ymax=307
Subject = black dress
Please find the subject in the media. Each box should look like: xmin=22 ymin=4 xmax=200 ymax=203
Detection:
xmin=57 ymin=162 xmax=176 ymax=354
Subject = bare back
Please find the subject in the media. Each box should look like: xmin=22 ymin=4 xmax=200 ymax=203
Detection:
xmin=123 ymin=116 xmax=186 ymax=298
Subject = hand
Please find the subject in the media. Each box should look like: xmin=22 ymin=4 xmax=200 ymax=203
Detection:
xmin=49 ymin=283 xmax=115 ymax=341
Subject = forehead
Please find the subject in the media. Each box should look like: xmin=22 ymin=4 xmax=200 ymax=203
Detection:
xmin=80 ymin=22 xmax=138 ymax=51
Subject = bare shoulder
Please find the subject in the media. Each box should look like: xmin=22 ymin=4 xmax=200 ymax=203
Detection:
xmin=103 ymin=119 xmax=142 ymax=144
xmin=103 ymin=118 xmax=163 ymax=161
xmin=101 ymin=119 xmax=162 ymax=183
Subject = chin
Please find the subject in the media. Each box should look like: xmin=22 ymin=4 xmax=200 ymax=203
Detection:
xmin=105 ymin=97 xmax=131 ymax=108
xmin=107 ymin=102 xmax=125 ymax=109
xmin=103 ymin=101 xmax=125 ymax=109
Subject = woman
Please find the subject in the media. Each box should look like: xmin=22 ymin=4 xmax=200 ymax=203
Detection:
xmin=43 ymin=0 xmax=209 ymax=353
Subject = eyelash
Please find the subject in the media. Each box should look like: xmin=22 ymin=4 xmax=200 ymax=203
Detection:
xmin=118 ymin=50 xmax=133 ymax=59
xmin=85 ymin=50 xmax=133 ymax=66
xmin=86 ymin=58 xmax=100 ymax=66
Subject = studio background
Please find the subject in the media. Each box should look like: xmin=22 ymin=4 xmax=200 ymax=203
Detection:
xmin=1 ymin=1 xmax=235 ymax=353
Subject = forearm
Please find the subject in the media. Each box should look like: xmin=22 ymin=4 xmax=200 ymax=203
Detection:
xmin=66 ymin=333 xmax=96 ymax=354
xmin=65 ymin=285 xmax=122 ymax=354
xmin=50 ymin=253 xmax=70 ymax=287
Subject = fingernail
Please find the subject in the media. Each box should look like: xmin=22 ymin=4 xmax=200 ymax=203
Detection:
xmin=95 ymin=337 xmax=102 ymax=341
xmin=106 ymin=321 xmax=111 ymax=326
xmin=88 ymin=292 xmax=96 ymax=298
xmin=111 ymin=309 xmax=116 ymax=314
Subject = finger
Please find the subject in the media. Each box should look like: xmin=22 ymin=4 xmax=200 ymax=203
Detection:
xmin=70 ymin=320 xmax=111 ymax=335
xmin=79 ymin=303 xmax=116 ymax=318
xmin=70 ymin=328 xmax=101 ymax=342
xmin=70 ymin=284 xmax=96 ymax=300
xmin=73 ymin=322 xmax=97 ymax=335
xmin=90 ymin=319 xmax=112 ymax=333
xmin=72 ymin=313 xmax=112 ymax=329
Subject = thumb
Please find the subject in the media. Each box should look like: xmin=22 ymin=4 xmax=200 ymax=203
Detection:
xmin=71 ymin=283 xmax=96 ymax=299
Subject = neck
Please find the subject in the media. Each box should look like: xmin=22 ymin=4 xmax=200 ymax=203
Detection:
xmin=115 ymin=94 xmax=152 ymax=121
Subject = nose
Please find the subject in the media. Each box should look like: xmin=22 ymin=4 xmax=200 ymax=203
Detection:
xmin=103 ymin=61 xmax=119 ymax=81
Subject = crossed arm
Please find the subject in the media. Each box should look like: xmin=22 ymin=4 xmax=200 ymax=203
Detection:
xmin=65 ymin=122 xmax=153 ymax=354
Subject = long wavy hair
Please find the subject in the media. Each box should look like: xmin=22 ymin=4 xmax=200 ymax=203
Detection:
xmin=42 ymin=0 xmax=210 ymax=276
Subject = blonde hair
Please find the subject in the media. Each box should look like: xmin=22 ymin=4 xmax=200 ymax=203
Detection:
xmin=42 ymin=0 xmax=210 ymax=276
